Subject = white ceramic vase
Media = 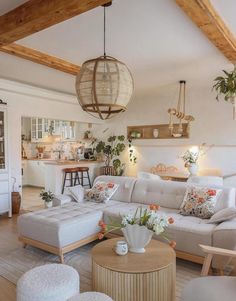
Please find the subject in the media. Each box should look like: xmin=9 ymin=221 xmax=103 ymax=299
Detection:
xmin=45 ymin=201 xmax=53 ymax=208
xmin=121 ymin=224 xmax=153 ymax=253
xmin=188 ymin=163 xmax=198 ymax=175
xmin=153 ymin=129 xmax=159 ymax=138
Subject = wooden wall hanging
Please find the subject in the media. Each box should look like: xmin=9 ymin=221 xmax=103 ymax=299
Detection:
xmin=168 ymin=81 xmax=194 ymax=137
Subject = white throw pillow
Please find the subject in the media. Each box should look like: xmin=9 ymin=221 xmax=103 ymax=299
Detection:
xmin=85 ymin=181 xmax=119 ymax=203
xmin=180 ymin=186 xmax=222 ymax=219
xmin=207 ymin=207 xmax=236 ymax=224
xmin=67 ymin=185 xmax=85 ymax=203
xmin=52 ymin=194 xmax=74 ymax=206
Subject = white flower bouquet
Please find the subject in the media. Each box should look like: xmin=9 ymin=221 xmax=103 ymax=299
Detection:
xmin=98 ymin=205 xmax=176 ymax=249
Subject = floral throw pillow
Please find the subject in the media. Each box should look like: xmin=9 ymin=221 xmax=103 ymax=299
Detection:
xmin=85 ymin=181 xmax=119 ymax=203
xmin=180 ymin=186 xmax=222 ymax=219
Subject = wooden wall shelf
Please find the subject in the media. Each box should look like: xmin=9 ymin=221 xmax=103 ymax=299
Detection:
xmin=127 ymin=123 xmax=189 ymax=140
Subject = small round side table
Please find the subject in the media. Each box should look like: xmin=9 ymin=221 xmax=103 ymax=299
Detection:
xmin=91 ymin=238 xmax=176 ymax=301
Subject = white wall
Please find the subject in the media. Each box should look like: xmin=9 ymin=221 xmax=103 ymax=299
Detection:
xmin=0 ymin=78 xmax=102 ymax=191
xmin=2 ymin=77 xmax=236 ymax=191
xmin=94 ymin=80 xmax=236 ymax=187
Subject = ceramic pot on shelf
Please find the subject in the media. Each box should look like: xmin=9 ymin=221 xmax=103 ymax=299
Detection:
xmin=188 ymin=163 xmax=198 ymax=175
xmin=45 ymin=201 xmax=53 ymax=209
xmin=153 ymin=129 xmax=159 ymax=138
xmin=122 ymin=224 xmax=153 ymax=253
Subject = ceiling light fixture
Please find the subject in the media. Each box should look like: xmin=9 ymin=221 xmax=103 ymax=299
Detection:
xmin=75 ymin=2 xmax=134 ymax=120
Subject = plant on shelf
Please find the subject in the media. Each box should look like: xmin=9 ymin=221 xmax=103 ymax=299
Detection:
xmin=40 ymin=190 xmax=54 ymax=208
xmin=95 ymin=135 xmax=126 ymax=176
xmin=181 ymin=147 xmax=199 ymax=175
xmin=98 ymin=205 xmax=175 ymax=253
xmin=181 ymin=144 xmax=213 ymax=175
xmin=84 ymin=130 xmax=92 ymax=139
xmin=213 ymin=67 xmax=236 ymax=119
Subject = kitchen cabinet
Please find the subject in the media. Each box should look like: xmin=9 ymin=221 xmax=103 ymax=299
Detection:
xmin=31 ymin=118 xmax=48 ymax=142
xmin=0 ymin=104 xmax=11 ymax=217
xmin=27 ymin=160 xmax=45 ymax=187
xmin=22 ymin=160 xmax=28 ymax=186
xmin=61 ymin=121 xmax=76 ymax=141
xmin=31 ymin=118 xmax=76 ymax=142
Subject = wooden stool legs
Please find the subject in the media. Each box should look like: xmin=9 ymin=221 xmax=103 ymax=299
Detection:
xmin=62 ymin=170 xmax=81 ymax=193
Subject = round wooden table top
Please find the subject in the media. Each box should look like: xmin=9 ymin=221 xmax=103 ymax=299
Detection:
xmin=92 ymin=237 xmax=176 ymax=274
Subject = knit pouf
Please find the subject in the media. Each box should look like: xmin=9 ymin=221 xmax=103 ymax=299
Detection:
xmin=17 ymin=264 xmax=80 ymax=301
xmin=69 ymin=292 xmax=113 ymax=301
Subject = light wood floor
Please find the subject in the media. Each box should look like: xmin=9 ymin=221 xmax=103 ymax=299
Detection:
xmin=22 ymin=186 xmax=44 ymax=210
xmin=0 ymin=214 xmax=19 ymax=301
xmin=0 ymin=186 xmax=44 ymax=301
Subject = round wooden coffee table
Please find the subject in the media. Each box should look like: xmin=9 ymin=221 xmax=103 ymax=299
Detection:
xmin=91 ymin=238 xmax=176 ymax=301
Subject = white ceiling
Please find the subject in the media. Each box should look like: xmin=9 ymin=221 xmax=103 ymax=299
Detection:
xmin=0 ymin=0 xmax=234 ymax=95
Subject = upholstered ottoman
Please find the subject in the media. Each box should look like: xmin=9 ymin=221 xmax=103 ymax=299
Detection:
xmin=69 ymin=292 xmax=113 ymax=301
xmin=17 ymin=264 xmax=79 ymax=301
xmin=17 ymin=203 xmax=104 ymax=263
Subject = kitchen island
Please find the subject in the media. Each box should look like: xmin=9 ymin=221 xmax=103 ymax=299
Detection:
xmin=44 ymin=160 xmax=103 ymax=194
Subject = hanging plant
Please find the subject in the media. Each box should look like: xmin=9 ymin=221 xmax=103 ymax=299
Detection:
xmin=128 ymin=139 xmax=137 ymax=164
xmin=213 ymin=67 xmax=236 ymax=103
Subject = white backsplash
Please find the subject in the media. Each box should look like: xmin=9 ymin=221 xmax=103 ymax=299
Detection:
xmin=22 ymin=139 xmax=94 ymax=160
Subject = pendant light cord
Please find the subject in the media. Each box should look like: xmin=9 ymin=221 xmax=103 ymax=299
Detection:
xmin=104 ymin=6 xmax=106 ymax=57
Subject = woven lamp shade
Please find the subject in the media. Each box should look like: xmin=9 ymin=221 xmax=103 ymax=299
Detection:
xmin=75 ymin=56 xmax=134 ymax=120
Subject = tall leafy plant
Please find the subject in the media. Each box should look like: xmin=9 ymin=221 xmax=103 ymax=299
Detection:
xmin=95 ymin=135 xmax=126 ymax=175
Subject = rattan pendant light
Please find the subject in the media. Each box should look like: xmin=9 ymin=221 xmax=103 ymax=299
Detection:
xmin=75 ymin=3 xmax=134 ymax=120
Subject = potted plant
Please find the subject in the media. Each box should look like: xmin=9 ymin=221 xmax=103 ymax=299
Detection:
xmin=213 ymin=67 xmax=236 ymax=118
xmin=84 ymin=130 xmax=92 ymax=139
xmin=95 ymin=135 xmax=126 ymax=176
xmin=98 ymin=205 xmax=175 ymax=253
xmin=181 ymin=147 xmax=199 ymax=175
xmin=40 ymin=190 xmax=54 ymax=208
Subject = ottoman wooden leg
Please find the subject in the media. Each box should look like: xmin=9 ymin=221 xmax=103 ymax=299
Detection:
xmin=22 ymin=242 xmax=27 ymax=248
xmin=60 ymin=253 xmax=65 ymax=264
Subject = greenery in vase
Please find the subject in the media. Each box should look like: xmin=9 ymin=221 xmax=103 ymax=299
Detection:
xmin=213 ymin=68 xmax=236 ymax=102
xmin=40 ymin=190 xmax=54 ymax=203
xmin=95 ymin=135 xmax=126 ymax=175
xmin=181 ymin=149 xmax=199 ymax=167
xmin=98 ymin=205 xmax=176 ymax=248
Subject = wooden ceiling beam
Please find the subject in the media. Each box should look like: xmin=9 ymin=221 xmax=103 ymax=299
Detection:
xmin=0 ymin=43 xmax=80 ymax=75
xmin=0 ymin=0 xmax=111 ymax=46
xmin=175 ymin=0 xmax=236 ymax=63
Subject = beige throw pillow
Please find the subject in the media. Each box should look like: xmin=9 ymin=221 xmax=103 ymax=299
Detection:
xmin=207 ymin=207 xmax=236 ymax=224
xmin=85 ymin=181 xmax=119 ymax=203
xmin=180 ymin=186 xmax=222 ymax=219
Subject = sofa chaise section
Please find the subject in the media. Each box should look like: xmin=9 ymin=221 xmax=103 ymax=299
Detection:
xmin=17 ymin=201 xmax=121 ymax=263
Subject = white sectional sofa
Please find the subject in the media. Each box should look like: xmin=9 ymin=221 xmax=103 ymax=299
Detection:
xmin=18 ymin=176 xmax=236 ymax=265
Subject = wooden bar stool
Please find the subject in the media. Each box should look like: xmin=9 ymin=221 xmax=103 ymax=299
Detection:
xmin=62 ymin=167 xmax=92 ymax=193
xmin=62 ymin=167 xmax=81 ymax=193
xmin=76 ymin=167 xmax=92 ymax=188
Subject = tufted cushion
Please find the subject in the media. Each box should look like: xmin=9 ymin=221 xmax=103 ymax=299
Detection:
xmin=17 ymin=264 xmax=80 ymax=301
xmin=103 ymin=203 xmax=216 ymax=257
xmin=17 ymin=201 xmax=121 ymax=248
xmin=131 ymin=179 xmax=187 ymax=209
